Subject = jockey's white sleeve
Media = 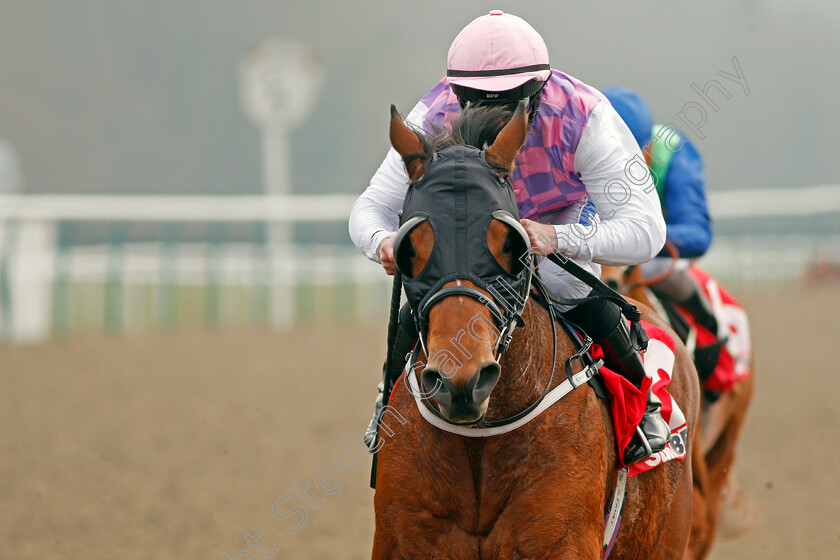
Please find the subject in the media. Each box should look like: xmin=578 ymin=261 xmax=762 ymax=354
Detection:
xmin=348 ymin=147 xmax=409 ymax=262
xmin=349 ymin=103 xmax=431 ymax=262
xmin=558 ymin=102 xmax=667 ymax=266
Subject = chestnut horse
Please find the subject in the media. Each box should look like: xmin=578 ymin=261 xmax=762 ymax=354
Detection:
xmin=372 ymin=104 xmax=704 ymax=559
xmin=601 ymin=263 xmax=755 ymax=557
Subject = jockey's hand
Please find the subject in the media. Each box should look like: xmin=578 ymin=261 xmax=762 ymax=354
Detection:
xmin=379 ymin=235 xmax=396 ymax=275
xmin=520 ymin=219 xmax=558 ymax=256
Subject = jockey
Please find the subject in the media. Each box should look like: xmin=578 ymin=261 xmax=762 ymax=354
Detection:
xmin=349 ymin=11 xmax=670 ymax=464
xmin=602 ymin=86 xmax=719 ymax=336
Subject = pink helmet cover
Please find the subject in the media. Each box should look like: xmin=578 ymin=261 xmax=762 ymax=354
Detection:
xmin=447 ymin=10 xmax=551 ymax=92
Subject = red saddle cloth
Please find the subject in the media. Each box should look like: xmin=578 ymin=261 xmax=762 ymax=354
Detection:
xmin=594 ymin=321 xmax=689 ymax=477
xmin=677 ymin=268 xmax=752 ymax=393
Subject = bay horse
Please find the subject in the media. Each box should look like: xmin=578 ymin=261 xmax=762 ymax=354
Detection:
xmin=601 ymin=261 xmax=755 ymax=557
xmin=372 ymin=103 xmax=704 ymax=559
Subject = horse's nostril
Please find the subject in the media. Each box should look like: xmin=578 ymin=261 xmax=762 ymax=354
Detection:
xmin=422 ymin=368 xmax=452 ymax=405
xmin=472 ymin=362 xmax=501 ymax=403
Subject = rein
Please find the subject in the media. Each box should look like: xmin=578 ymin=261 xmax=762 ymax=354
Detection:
xmin=383 ymin=269 xmax=404 ymax=382
xmin=369 ymin=268 xmax=404 ymax=487
xmin=542 ymin=252 xmax=650 ymax=353
xmin=626 ymin=240 xmax=681 ymax=290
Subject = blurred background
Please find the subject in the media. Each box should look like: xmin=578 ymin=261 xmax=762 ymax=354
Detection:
xmin=0 ymin=1 xmax=838 ymax=559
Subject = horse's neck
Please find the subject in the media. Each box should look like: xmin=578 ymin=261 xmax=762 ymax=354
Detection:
xmin=489 ymin=300 xmax=575 ymax=420
xmin=629 ymin=285 xmax=655 ymax=309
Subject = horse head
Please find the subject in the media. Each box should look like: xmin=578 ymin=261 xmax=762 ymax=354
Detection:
xmin=601 ymin=264 xmax=638 ymax=294
xmin=389 ymin=102 xmax=531 ymax=424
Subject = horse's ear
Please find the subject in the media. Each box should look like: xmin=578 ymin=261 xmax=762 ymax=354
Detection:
xmin=485 ymin=101 xmax=528 ymax=179
xmin=390 ymin=105 xmax=426 ymax=181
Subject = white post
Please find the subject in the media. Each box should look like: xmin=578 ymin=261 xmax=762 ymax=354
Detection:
xmin=262 ymin=129 xmax=294 ymax=327
xmin=239 ymin=39 xmax=322 ymax=330
xmin=10 ymin=220 xmax=56 ymax=342
xmin=263 ymin=129 xmax=291 ymax=246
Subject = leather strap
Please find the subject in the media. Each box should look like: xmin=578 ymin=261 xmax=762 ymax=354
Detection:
xmin=544 ymin=252 xmax=649 ymax=352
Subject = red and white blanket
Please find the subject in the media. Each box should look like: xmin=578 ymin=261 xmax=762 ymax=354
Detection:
xmin=679 ymin=268 xmax=752 ymax=393
xmin=593 ymin=321 xmax=688 ymax=476
xmin=595 ymin=269 xmax=752 ymax=476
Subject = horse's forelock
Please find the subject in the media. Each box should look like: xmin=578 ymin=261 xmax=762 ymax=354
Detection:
xmin=419 ymin=105 xmax=514 ymax=156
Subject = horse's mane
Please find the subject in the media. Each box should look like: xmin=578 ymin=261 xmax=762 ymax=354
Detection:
xmin=411 ymin=104 xmax=515 ymax=175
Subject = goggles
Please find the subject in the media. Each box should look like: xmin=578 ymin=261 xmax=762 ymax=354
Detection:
xmin=451 ymin=79 xmax=546 ymax=107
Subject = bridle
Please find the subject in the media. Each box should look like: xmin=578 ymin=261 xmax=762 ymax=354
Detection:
xmin=390 ymin=141 xmax=606 ymax=430
xmin=404 ymin=249 xmax=600 ymax=430
xmin=408 ymin=212 xmax=533 ymax=361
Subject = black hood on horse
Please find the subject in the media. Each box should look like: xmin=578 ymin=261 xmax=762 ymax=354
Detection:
xmin=394 ymin=144 xmax=531 ymax=327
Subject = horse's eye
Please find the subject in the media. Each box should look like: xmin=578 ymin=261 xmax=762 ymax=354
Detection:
xmin=396 ymin=239 xmax=417 ymax=277
xmin=395 ymin=220 xmax=434 ymax=278
xmin=487 ymin=219 xmax=527 ymax=275
xmin=503 ymin=234 xmax=513 ymax=254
